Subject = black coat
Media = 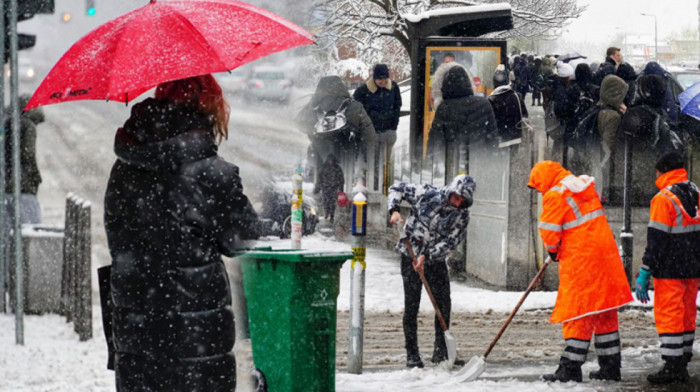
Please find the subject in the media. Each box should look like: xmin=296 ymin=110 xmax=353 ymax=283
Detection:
xmin=488 ymin=86 xmax=528 ymax=142
xmin=431 ymin=67 xmax=497 ymax=142
xmin=105 ymin=98 xmax=258 ymax=392
xmin=594 ymin=56 xmax=617 ymax=86
xmin=353 ymin=79 xmax=401 ymax=132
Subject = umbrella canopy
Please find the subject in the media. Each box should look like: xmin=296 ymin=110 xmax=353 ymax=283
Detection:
xmin=558 ymin=51 xmax=587 ymax=63
xmin=679 ymin=80 xmax=700 ymax=119
xmin=26 ymin=0 xmax=314 ymax=110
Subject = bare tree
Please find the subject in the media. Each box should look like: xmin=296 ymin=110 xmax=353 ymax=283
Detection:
xmin=313 ymin=0 xmax=585 ymax=74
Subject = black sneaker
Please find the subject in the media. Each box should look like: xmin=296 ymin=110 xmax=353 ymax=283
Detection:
xmin=647 ymin=363 xmax=689 ymax=384
xmin=406 ymin=355 xmax=424 ymax=369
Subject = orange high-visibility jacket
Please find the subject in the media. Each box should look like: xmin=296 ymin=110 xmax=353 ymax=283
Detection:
xmin=642 ymin=168 xmax=700 ymax=279
xmin=529 ymin=161 xmax=632 ymax=323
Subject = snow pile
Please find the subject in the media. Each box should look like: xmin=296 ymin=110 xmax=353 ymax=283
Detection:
xmin=402 ymin=3 xmax=512 ymax=24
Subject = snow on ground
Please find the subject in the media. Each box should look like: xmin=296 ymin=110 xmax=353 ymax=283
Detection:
xmin=0 ymin=232 xmax=686 ymax=392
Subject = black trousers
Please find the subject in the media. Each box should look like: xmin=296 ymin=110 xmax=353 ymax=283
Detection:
xmin=400 ymin=253 xmax=451 ymax=357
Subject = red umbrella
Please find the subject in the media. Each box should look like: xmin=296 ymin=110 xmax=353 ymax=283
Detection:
xmin=25 ymin=0 xmax=314 ymax=110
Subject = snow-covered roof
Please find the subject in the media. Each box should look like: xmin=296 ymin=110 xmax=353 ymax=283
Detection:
xmin=402 ymin=3 xmax=512 ymax=24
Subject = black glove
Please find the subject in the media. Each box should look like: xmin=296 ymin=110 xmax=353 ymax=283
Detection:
xmin=548 ymin=251 xmax=559 ymax=262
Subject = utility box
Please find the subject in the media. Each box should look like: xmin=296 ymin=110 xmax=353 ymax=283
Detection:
xmin=10 ymin=224 xmax=64 ymax=314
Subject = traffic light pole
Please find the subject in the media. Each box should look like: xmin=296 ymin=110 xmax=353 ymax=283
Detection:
xmin=0 ymin=0 xmax=5 ymax=317
xmin=9 ymin=0 xmax=24 ymax=345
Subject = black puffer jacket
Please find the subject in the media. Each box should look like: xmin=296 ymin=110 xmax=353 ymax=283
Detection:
xmin=488 ymin=85 xmax=528 ymax=142
xmin=431 ymin=66 xmax=497 ymax=142
xmin=105 ymin=98 xmax=258 ymax=392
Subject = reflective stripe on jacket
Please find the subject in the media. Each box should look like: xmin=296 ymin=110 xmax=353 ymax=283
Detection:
xmin=642 ymin=168 xmax=700 ymax=279
xmin=528 ymin=161 xmax=632 ymax=323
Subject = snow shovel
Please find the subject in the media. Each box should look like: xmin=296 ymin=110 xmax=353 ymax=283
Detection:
xmin=402 ymin=237 xmax=457 ymax=369
xmin=454 ymin=256 xmax=553 ymax=382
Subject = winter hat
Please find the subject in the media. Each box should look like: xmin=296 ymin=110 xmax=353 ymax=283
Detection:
xmin=373 ymin=64 xmax=390 ymax=79
xmin=493 ymin=64 xmax=509 ymax=87
xmin=556 ymin=62 xmax=574 ymax=78
xmin=655 ymin=152 xmax=686 ymax=173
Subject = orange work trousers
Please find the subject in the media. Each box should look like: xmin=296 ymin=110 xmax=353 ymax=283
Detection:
xmin=562 ymin=309 xmax=619 ymax=340
xmin=653 ymin=278 xmax=700 ymax=335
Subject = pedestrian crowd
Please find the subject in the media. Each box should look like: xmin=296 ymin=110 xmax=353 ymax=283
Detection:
xmin=91 ymin=46 xmax=698 ymax=390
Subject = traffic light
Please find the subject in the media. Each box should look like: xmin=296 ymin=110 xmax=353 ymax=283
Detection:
xmin=3 ymin=0 xmax=55 ymax=63
xmin=86 ymin=0 xmax=95 ymax=16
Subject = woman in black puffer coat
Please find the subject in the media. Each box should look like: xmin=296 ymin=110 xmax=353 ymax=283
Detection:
xmin=430 ymin=65 xmax=497 ymax=144
xmin=104 ymin=75 xmax=259 ymax=392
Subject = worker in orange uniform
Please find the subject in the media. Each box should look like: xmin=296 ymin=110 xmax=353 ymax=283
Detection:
xmin=635 ymin=152 xmax=700 ymax=384
xmin=528 ymin=160 xmax=633 ymax=382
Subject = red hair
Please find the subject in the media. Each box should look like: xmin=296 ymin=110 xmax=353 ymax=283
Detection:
xmin=155 ymin=74 xmax=230 ymax=142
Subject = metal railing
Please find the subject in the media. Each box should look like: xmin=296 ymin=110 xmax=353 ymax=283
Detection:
xmin=61 ymin=193 xmax=92 ymax=341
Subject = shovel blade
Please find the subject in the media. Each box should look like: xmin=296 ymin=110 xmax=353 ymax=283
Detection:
xmin=452 ymin=355 xmax=485 ymax=382
xmin=445 ymin=330 xmax=457 ymax=369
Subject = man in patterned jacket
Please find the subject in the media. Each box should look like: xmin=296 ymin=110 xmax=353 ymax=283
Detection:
xmin=388 ymin=174 xmax=475 ymax=368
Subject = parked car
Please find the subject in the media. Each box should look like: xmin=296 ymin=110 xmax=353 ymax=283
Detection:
xmin=246 ymin=66 xmax=292 ymax=103
xmin=215 ymin=69 xmax=247 ymax=94
xmin=258 ymin=181 xmax=318 ymax=239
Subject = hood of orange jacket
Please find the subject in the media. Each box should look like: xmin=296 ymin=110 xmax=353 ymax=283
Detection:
xmin=528 ymin=160 xmax=572 ymax=193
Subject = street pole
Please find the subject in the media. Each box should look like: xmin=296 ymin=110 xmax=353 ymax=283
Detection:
xmin=9 ymin=0 xmax=23 ymax=345
xmin=641 ymin=13 xmax=658 ymax=61
xmin=0 ymin=0 xmax=6 ymax=315
xmin=291 ymin=165 xmax=303 ymax=249
xmin=621 ymin=135 xmax=634 ymax=287
xmin=347 ymin=193 xmax=367 ymax=374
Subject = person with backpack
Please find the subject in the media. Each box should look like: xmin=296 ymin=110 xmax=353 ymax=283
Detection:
xmin=616 ymin=75 xmax=686 ymax=205
xmin=528 ymin=160 xmax=633 ymax=383
xmin=489 ymin=64 xmax=528 ymax=143
xmin=298 ymin=75 xmax=376 ymax=190
xmin=635 ymin=152 xmax=700 ymax=384
xmin=353 ymin=64 xmax=402 ymax=193
xmin=594 ymin=75 xmax=628 ymax=200
xmin=388 ymin=174 xmax=476 ymax=368
xmin=542 ymin=62 xmax=574 ymax=162
xmin=530 ymin=58 xmax=545 ymax=106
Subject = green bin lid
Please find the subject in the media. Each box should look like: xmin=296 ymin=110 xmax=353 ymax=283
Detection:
xmin=236 ymin=247 xmax=353 ymax=263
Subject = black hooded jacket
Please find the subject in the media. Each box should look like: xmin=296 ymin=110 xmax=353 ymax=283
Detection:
xmin=430 ymin=66 xmax=497 ymax=142
xmin=105 ymin=97 xmax=258 ymax=391
xmin=488 ymin=85 xmax=528 ymax=142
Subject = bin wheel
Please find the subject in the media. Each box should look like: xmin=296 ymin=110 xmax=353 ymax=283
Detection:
xmin=251 ymin=368 xmax=267 ymax=392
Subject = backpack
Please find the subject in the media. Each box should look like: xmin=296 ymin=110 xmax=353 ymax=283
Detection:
xmin=570 ymin=105 xmax=612 ymax=144
xmin=313 ymin=99 xmax=356 ymax=143
xmin=639 ymin=105 xmax=686 ymax=158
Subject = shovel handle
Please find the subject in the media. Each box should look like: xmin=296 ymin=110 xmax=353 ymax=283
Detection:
xmin=403 ymin=237 xmax=449 ymax=332
xmin=482 ymin=257 xmax=552 ymax=359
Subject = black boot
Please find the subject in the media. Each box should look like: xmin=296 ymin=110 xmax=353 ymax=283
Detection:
xmin=589 ymin=357 xmax=621 ymax=381
xmin=683 ymin=352 xmax=693 ymax=365
xmin=406 ymin=353 xmax=424 ymax=369
xmin=647 ymin=359 xmax=689 ymax=384
xmin=430 ymin=348 xmax=465 ymax=366
xmin=542 ymin=360 xmax=583 ymax=382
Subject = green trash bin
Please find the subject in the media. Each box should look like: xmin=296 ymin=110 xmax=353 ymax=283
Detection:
xmin=237 ymin=248 xmax=353 ymax=392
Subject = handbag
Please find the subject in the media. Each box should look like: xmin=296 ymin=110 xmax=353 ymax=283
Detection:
xmin=337 ymin=191 xmax=350 ymax=207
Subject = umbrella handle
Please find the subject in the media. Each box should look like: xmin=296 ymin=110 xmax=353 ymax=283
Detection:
xmin=482 ymin=257 xmax=552 ymax=359
xmin=402 ymin=237 xmax=449 ymax=332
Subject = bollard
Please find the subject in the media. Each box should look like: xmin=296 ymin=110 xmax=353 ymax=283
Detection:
xmin=347 ymin=193 xmax=367 ymax=374
xmin=291 ymin=166 xmax=303 ymax=249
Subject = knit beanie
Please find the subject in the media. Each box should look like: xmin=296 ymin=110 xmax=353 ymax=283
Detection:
xmin=373 ymin=64 xmax=389 ymax=79
xmin=655 ymin=152 xmax=686 ymax=173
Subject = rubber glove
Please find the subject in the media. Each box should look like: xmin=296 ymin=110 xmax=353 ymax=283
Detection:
xmin=635 ymin=269 xmax=651 ymax=303
xmin=548 ymin=252 xmax=559 ymax=262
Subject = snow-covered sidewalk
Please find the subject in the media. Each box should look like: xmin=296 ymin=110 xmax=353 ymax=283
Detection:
xmin=0 ymin=233 xmax=691 ymax=392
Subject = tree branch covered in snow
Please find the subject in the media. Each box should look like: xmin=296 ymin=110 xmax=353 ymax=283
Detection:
xmin=311 ymin=0 xmax=585 ymax=76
